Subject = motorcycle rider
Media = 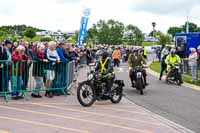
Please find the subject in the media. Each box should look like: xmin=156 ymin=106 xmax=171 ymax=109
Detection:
xmin=165 ymin=49 xmax=182 ymax=82
xmin=128 ymin=49 xmax=149 ymax=87
xmin=95 ymin=50 xmax=115 ymax=95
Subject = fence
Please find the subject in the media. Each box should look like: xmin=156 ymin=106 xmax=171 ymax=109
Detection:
xmin=0 ymin=60 xmax=75 ymax=102
xmin=181 ymin=59 xmax=200 ymax=81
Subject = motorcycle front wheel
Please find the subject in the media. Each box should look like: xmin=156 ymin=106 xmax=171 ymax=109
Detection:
xmin=110 ymin=86 xmax=123 ymax=104
xmin=136 ymin=79 xmax=144 ymax=95
xmin=176 ymin=74 xmax=182 ymax=86
xmin=77 ymin=82 xmax=96 ymax=107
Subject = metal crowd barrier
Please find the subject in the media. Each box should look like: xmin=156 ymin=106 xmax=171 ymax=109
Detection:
xmin=0 ymin=60 xmax=75 ymax=102
xmin=181 ymin=59 xmax=200 ymax=81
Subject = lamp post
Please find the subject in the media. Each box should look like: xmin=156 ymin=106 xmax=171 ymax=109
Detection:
xmin=152 ymin=22 xmax=156 ymax=45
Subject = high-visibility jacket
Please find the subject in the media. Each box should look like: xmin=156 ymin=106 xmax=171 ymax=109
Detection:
xmin=98 ymin=57 xmax=114 ymax=77
xmin=100 ymin=57 xmax=110 ymax=73
xmin=165 ymin=54 xmax=181 ymax=71
xmin=112 ymin=50 xmax=120 ymax=60
xmin=143 ymin=49 xmax=147 ymax=56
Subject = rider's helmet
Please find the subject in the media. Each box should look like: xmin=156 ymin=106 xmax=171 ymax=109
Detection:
xmin=98 ymin=50 xmax=109 ymax=59
xmin=171 ymin=49 xmax=176 ymax=56
xmin=132 ymin=48 xmax=139 ymax=54
xmin=197 ymin=45 xmax=200 ymax=50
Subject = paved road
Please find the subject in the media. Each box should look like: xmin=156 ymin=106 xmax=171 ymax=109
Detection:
xmin=0 ymin=66 xmax=194 ymax=133
xmin=115 ymin=63 xmax=200 ymax=133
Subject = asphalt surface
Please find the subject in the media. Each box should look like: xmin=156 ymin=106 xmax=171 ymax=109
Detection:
xmin=0 ymin=64 xmax=195 ymax=133
xmin=115 ymin=63 xmax=200 ymax=133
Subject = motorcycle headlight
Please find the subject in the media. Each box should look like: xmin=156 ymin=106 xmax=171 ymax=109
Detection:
xmin=175 ymin=66 xmax=180 ymax=69
xmin=88 ymin=74 xmax=93 ymax=80
xmin=137 ymin=72 xmax=142 ymax=78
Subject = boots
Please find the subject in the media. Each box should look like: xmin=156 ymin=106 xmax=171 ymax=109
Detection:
xmin=45 ymin=91 xmax=53 ymax=98
xmin=144 ymin=76 xmax=149 ymax=86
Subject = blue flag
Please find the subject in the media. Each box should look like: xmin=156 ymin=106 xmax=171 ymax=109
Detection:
xmin=77 ymin=8 xmax=91 ymax=47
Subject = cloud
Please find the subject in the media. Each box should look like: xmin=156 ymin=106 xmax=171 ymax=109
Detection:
xmin=0 ymin=0 xmax=17 ymax=16
xmin=131 ymin=0 xmax=200 ymax=16
xmin=1 ymin=0 xmax=200 ymax=33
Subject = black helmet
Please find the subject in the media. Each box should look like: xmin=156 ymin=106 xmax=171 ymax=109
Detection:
xmin=98 ymin=50 xmax=109 ymax=58
xmin=132 ymin=49 xmax=138 ymax=53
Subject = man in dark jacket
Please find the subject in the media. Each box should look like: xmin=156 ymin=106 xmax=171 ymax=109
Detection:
xmin=0 ymin=40 xmax=8 ymax=93
xmin=128 ymin=49 xmax=148 ymax=87
xmin=95 ymin=50 xmax=114 ymax=95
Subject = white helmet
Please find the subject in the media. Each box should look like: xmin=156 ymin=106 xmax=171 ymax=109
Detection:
xmin=197 ymin=45 xmax=200 ymax=50
xmin=171 ymin=49 xmax=176 ymax=54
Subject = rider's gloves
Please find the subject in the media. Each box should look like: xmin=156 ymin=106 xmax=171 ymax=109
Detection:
xmin=102 ymin=72 xmax=107 ymax=75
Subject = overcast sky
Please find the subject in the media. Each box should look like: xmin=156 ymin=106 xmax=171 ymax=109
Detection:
xmin=1 ymin=0 xmax=200 ymax=33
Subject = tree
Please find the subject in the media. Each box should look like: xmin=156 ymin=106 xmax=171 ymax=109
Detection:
xmin=24 ymin=28 xmax=36 ymax=40
xmin=0 ymin=31 xmax=7 ymax=40
xmin=40 ymin=37 xmax=52 ymax=42
xmin=124 ymin=24 xmax=144 ymax=45
xmin=63 ymin=34 xmax=71 ymax=40
xmin=88 ymin=19 xmax=124 ymax=45
xmin=85 ymin=24 xmax=98 ymax=44
xmin=182 ymin=22 xmax=198 ymax=32
xmin=167 ymin=27 xmax=182 ymax=37
xmin=157 ymin=32 xmax=172 ymax=45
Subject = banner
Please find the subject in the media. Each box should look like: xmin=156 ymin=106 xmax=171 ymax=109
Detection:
xmin=77 ymin=8 xmax=91 ymax=47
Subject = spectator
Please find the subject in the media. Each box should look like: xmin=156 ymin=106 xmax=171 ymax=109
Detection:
xmin=188 ymin=48 xmax=198 ymax=82
xmin=0 ymin=40 xmax=8 ymax=93
xmin=11 ymin=45 xmax=30 ymax=100
xmin=45 ymin=41 xmax=60 ymax=98
xmin=11 ymin=41 xmax=19 ymax=52
xmin=143 ymin=47 xmax=147 ymax=59
xmin=53 ymin=42 xmax=70 ymax=95
xmin=86 ymin=48 xmax=92 ymax=65
xmin=21 ymin=41 xmax=33 ymax=91
xmin=56 ymin=43 xmax=70 ymax=62
xmin=159 ymin=45 xmax=169 ymax=80
xmin=176 ymin=46 xmax=188 ymax=74
xmin=197 ymin=46 xmax=200 ymax=81
xmin=112 ymin=48 xmax=120 ymax=67
xmin=4 ymin=40 xmax=12 ymax=92
xmin=197 ymin=46 xmax=200 ymax=67
xmin=32 ymin=44 xmax=47 ymax=98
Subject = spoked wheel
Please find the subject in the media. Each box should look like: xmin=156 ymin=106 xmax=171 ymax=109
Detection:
xmin=136 ymin=79 xmax=144 ymax=95
xmin=77 ymin=82 xmax=96 ymax=107
xmin=110 ymin=85 xmax=123 ymax=104
xmin=176 ymin=74 xmax=182 ymax=86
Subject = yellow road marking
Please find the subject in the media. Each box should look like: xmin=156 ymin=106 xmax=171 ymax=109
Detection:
xmin=31 ymin=103 xmax=165 ymax=127
xmin=0 ymin=102 xmax=149 ymax=116
xmin=0 ymin=130 xmax=11 ymax=133
xmin=0 ymin=102 xmax=165 ymax=126
xmin=0 ymin=105 xmax=153 ymax=133
xmin=0 ymin=116 xmax=90 ymax=133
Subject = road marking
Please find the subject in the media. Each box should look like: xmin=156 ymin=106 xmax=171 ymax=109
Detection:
xmin=0 ymin=102 xmax=151 ymax=114
xmin=0 ymin=102 xmax=152 ymax=116
xmin=0 ymin=116 xmax=90 ymax=133
xmin=30 ymin=103 xmax=165 ymax=127
xmin=0 ymin=105 xmax=153 ymax=133
xmin=0 ymin=130 xmax=11 ymax=133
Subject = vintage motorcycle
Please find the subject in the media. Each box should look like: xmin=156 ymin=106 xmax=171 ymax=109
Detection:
xmin=166 ymin=63 xmax=182 ymax=86
xmin=131 ymin=66 xmax=146 ymax=95
xmin=77 ymin=70 xmax=125 ymax=107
